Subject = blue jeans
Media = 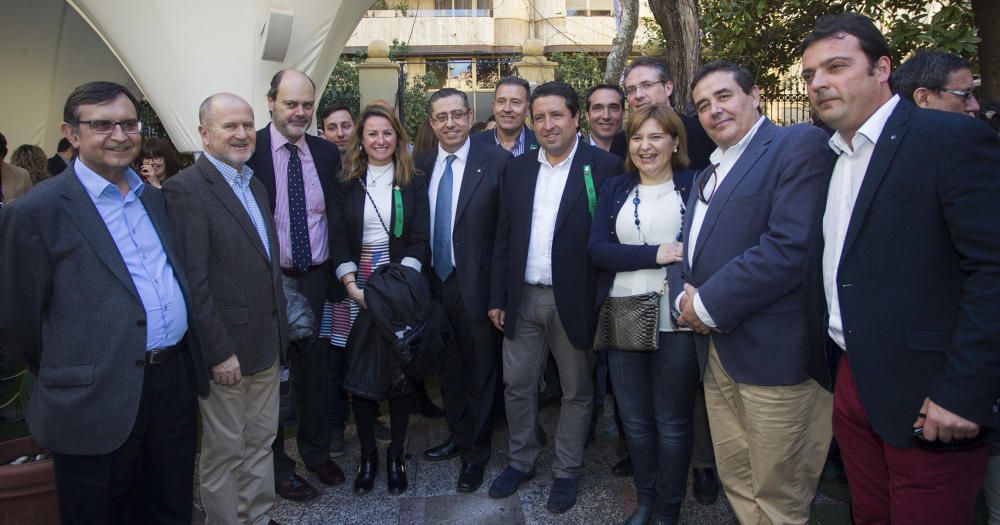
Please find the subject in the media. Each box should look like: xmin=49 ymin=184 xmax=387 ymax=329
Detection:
xmin=607 ymin=331 xmax=699 ymax=522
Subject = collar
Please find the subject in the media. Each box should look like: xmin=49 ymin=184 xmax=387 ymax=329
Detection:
xmin=75 ymin=157 xmax=143 ymax=200
xmin=495 ymin=126 xmax=526 ymax=148
xmin=537 ymin=137 xmax=580 ymax=169
xmin=709 ymin=115 xmax=767 ymax=166
xmin=270 ymin=123 xmax=308 ymax=153
xmin=437 ymin=137 xmax=471 ymax=167
xmin=203 ymin=152 xmax=254 ymax=186
xmin=829 ymin=94 xmax=900 ymax=155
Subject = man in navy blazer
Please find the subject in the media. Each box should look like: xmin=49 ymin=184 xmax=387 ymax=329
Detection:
xmin=470 ymin=76 xmax=539 ymax=156
xmin=671 ymin=61 xmax=835 ymax=524
xmin=801 ymin=14 xmax=1000 ymax=524
xmin=246 ymin=68 xmax=345 ymax=501
xmin=487 ymin=81 xmax=623 ymax=513
xmin=415 ymin=88 xmax=512 ymax=492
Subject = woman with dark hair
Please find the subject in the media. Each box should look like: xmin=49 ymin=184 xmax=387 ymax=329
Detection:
xmin=10 ymin=144 xmax=49 ymax=185
xmin=329 ymin=103 xmax=429 ymax=496
xmin=588 ymin=104 xmax=699 ymax=525
xmin=139 ymin=136 xmax=181 ymax=188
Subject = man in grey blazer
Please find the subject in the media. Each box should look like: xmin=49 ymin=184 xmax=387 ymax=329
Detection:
xmin=671 ymin=62 xmax=835 ymax=524
xmin=0 ymin=81 xmax=209 ymax=524
xmin=163 ymin=93 xmax=288 ymax=525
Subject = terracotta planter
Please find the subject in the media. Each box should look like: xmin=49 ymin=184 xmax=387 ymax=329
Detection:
xmin=0 ymin=436 xmax=58 ymax=525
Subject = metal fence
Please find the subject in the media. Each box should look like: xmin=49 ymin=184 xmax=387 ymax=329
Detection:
xmin=760 ymin=76 xmax=813 ymax=126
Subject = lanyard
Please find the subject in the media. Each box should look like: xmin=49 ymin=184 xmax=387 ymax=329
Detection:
xmin=392 ymin=186 xmax=403 ymax=238
xmin=583 ymin=164 xmax=595 ymax=217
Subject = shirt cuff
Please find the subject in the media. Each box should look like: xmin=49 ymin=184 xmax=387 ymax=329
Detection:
xmin=400 ymin=257 xmax=423 ymax=273
xmin=693 ymin=292 xmax=718 ymax=328
xmin=335 ymin=262 xmax=358 ymax=280
xmin=674 ymin=293 xmax=684 ymax=315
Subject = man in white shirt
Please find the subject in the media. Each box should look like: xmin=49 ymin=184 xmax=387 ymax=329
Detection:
xmin=671 ymin=61 xmax=835 ymax=524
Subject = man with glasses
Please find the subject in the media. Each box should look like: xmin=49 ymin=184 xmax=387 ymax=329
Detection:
xmin=670 ymin=61 xmax=835 ymax=524
xmin=0 ymin=81 xmax=209 ymax=523
xmin=415 ymin=87 xmax=512 ymax=492
xmin=893 ymin=50 xmax=982 ymax=118
xmin=471 ymin=76 xmax=538 ymax=156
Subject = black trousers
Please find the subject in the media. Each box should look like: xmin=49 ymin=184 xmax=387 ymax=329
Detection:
xmin=434 ymin=272 xmax=501 ymax=466
xmin=52 ymin=350 xmax=197 ymax=525
xmin=273 ymin=262 xmax=331 ymax=480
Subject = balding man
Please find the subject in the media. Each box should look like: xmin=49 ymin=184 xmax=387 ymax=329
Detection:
xmin=164 ymin=93 xmax=286 ymax=525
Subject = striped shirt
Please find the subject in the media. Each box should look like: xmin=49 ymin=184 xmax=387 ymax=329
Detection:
xmin=203 ymin=153 xmax=271 ymax=261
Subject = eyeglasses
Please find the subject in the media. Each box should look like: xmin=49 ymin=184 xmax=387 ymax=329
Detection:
xmin=937 ymin=88 xmax=977 ymax=104
xmin=624 ymin=80 xmax=666 ymax=98
xmin=698 ymin=163 xmax=720 ymax=204
xmin=431 ymin=110 xmax=470 ymax=124
xmin=78 ymin=119 xmax=143 ymax=135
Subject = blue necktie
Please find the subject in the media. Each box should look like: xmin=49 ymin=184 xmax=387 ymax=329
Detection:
xmin=285 ymin=143 xmax=311 ymax=272
xmin=433 ymin=154 xmax=457 ymax=281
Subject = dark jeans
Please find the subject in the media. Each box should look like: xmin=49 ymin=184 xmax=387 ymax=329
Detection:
xmin=607 ymin=331 xmax=699 ymax=522
xmin=328 ymin=346 xmax=350 ymax=431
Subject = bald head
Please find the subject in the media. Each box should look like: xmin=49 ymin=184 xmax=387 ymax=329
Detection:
xmin=267 ymin=69 xmax=316 ymax=141
xmin=198 ymin=93 xmax=255 ymax=169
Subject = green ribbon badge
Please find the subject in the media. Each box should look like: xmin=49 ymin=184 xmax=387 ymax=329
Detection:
xmin=583 ymin=164 xmax=596 ymax=218
xmin=392 ymin=186 xmax=404 ymax=238
xmin=529 ymin=143 xmax=538 ymax=151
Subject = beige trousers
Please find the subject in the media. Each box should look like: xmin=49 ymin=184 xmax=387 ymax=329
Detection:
xmin=704 ymin=341 xmax=832 ymax=525
xmin=199 ymin=357 xmax=280 ymax=525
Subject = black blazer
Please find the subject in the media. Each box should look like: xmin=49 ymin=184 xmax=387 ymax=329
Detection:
xmin=415 ymin=141 xmax=512 ymax=320
xmin=470 ymin=126 xmax=539 ymax=156
xmin=47 ymin=154 xmax=67 ymax=176
xmin=328 ymin=167 xmax=430 ymax=303
xmin=490 ymin=140 xmax=624 ymax=349
xmin=805 ymin=99 xmax=1000 ymax=447
xmin=608 ymin=132 xmax=627 ymax=159
xmin=680 ymin=113 xmax=715 ymax=171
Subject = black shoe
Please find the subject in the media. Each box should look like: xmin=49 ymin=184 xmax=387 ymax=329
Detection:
xmin=611 ymin=456 xmax=633 ymax=477
xmin=691 ymin=467 xmax=718 ymax=505
xmin=374 ymin=418 xmax=391 ymax=442
xmin=488 ymin=466 xmax=535 ymax=499
xmin=387 ymin=452 xmax=408 ymax=495
xmin=624 ymin=503 xmax=654 ymax=525
xmin=423 ymin=438 xmax=461 ymax=461
xmin=456 ymin=462 xmax=485 ymax=493
xmin=353 ymin=452 xmax=378 ymax=496
xmin=545 ymin=477 xmax=579 ymax=514
xmin=276 ymin=474 xmax=319 ymax=502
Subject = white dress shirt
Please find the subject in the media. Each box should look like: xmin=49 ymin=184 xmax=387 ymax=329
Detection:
xmin=824 ymin=95 xmax=900 ymax=350
xmin=428 ymin=138 xmax=470 ymax=267
xmin=525 ymin=140 xmax=580 ymax=285
xmin=680 ymin=116 xmax=767 ymax=326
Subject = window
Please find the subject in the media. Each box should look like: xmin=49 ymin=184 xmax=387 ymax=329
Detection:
xmin=475 ymin=57 xmax=514 ymax=90
xmin=425 ymin=58 xmax=475 ymax=90
xmin=566 ymin=0 xmax=612 ymax=17
xmin=432 ymin=0 xmax=492 ymax=16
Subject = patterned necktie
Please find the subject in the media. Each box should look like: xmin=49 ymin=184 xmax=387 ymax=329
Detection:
xmin=433 ymin=154 xmax=457 ymax=281
xmin=285 ymin=143 xmax=311 ymax=272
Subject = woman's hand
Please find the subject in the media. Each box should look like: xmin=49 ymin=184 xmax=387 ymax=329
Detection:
xmin=346 ymin=282 xmax=367 ymax=309
xmin=656 ymin=242 xmax=684 ymax=265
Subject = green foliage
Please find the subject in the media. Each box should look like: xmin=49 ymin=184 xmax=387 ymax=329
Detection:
xmin=551 ymin=52 xmax=604 ymax=133
xmin=321 ymin=54 xmax=362 ymax=115
xmin=400 ymin=71 xmax=435 ymax=140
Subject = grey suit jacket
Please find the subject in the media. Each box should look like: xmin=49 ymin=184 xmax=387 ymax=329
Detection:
xmin=669 ymin=119 xmax=835 ymax=388
xmin=163 ymin=156 xmax=288 ymax=375
xmin=0 ymin=169 xmax=209 ymax=455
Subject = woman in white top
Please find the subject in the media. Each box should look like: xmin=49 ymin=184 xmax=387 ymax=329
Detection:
xmin=588 ymin=104 xmax=699 ymax=525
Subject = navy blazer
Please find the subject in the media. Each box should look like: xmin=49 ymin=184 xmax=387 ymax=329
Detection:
xmin=489 ymin=140 xmax=624 ymax=350
xmin=588 ymin=169 xmax=695 ymax=313
xmin=470 ymin=126 xmax=539 ymax=156
xmin=327 ymin=168 xmax=430 ymax=303
xmin=680 ymin=113 xmax=716 ymax=171
xmin=668 ymin=119 xmax=835 ymax=388
xmin=805 ymin=99 xmax=1000 ymax=447
xmin=415 ymin=141 xmax=512 ymax=319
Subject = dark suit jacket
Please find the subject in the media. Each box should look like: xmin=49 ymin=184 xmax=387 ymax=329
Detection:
xmin=589 ymin=169 xmax=695 ymax=310
xmin=0 ymin=168 xmax=209 ymax=455
xmin=680 ymin=113 xmax=715 ymax=171
xmin=489 ymin=140 xmax=623 ymax=350
xmin=470 ymin=126 xmax=539 ymax=156
xmin=805 ymin=99 xmax=1000 ymax=447
xmin=47 ymin=154 xmax=68 ymax=177
xmin=415 ymin=141 xmax=512 ymax=320
xmin=608 ymin=132 xmax=626 ymax=159
xmin=328 ymin=168 xmax=430 ymax=303
xmin=668 ymin=119 xmax=835 ymax=388
xmin=163 ymin=156 xmax=288 ymax=375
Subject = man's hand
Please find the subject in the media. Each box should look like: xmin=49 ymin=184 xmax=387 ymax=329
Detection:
xmin=212 ymin=354 xmax=242 ymax=386
xmin=488 ymin=308 xmax=506 ymax=332
xmin=678 ymin=284 xmax=711 ymax=335
xmin=913 ymin=397 xmax=980 ymax=442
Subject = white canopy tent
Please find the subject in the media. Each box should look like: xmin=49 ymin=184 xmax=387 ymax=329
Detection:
xmin=1 ymin=0 xmax=371 ymax=153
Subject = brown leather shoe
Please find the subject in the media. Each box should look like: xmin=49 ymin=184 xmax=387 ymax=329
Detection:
xmin=307 ymin=459 xmax=346 ymax=486
xmin=275 ymin=474 xmax=318 ymax=502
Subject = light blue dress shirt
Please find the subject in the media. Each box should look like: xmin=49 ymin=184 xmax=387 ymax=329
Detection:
xmin=74 ymin=159 xmax=188 ymax=350
xmin=203 ymin=153 xmax=271 ymax=261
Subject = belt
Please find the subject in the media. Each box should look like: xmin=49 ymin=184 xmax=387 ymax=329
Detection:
xmin=281 ymin=264 xmax=323 ymax=277
xmin=526 ymin=281 xmax=552 ymax=289
xmin=145 ymin=343 xmax=181 ymax=365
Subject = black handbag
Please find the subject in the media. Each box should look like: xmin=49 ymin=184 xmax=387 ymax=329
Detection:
xmin=593 ymin=275 xmax=667 ymax=351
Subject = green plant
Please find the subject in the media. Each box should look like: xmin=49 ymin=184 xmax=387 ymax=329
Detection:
xmin=551 ymin=52 xmax=604 ymax=134
xmin=0 ymin=351 xmax=32 ymax=423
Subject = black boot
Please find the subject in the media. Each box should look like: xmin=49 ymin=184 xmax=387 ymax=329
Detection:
xmin=353 ymin=451 xmax=378 ymax=496
xmin=387 ymin=451 xmax=408 ymax=495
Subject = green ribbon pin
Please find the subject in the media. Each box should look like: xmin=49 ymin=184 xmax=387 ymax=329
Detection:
xmin=583 ymin=164 xmax=596 ymax=218
xmin=392 ymin=186 xmax=403 ymax=238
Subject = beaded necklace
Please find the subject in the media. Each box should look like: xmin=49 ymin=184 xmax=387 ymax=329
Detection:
xmin=632 ymin=184 xmax=686 ymax=245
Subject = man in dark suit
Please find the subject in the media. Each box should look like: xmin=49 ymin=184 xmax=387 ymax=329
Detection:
xmin=415 ymin=88 xmax=512 ymax=492
xmin=893 ymin=50 xmax=981 ymax=117
xmin=583 ymin=83 xmax=625 ymax=157
xmin=46 ymin=137 xmax=74 ymax=176
xmin=800 ymin=14 xmax=1000 ymax=524
xmin=470 ymin=76 xmax=538 ymax=156
xmin=163 ymin=93 xmax=288 ymax=524
xmin=0 ymin=81 xmax=209 ymax=524
xmin=671 ymin=61 xmax=835 ymax=524
xmin=246 ymin=68 xmax=345 ymax=501
xmin=487 ymin=81 xmax=622 ymax=514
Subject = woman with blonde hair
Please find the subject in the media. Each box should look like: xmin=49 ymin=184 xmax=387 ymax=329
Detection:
xmin=11 ymin=144 xmax=49 ymax=185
